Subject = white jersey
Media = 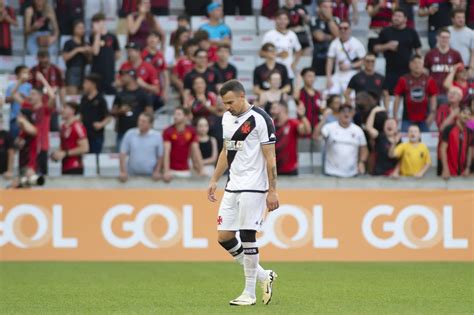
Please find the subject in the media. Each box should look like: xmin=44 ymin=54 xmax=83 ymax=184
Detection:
xmin=321 ymin=121 xmax=367 ymax=177
xmin=261 ymin=29 xmax=302 ymax=79
xmin=222 ymin=105 xmax=276 ymax=193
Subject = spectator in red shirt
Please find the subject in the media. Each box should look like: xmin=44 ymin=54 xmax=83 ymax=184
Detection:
xmin=297 ymin=67 xmax=321 ymax=131
xmin=436 ymin=86 xmax=463 ymax=175
xmin=270 ymin=100 xmax=311 ymax=175
xmin=366 ymin=0 xmax=397 ymax=53
xmin=171 ymin=38 xmax=198 ymax=96
xmin=393 ymin=55 xmax=438 ymax=132
xmin=185 ymin=76 xmax=219 ymax=123
xmin=163 ymin=107 xmax=204 ymax=182
xmin=17 ymin=109 xmax=38 ymax=177
xmin=443 ymin=63 xmax=474 ymax=107
xmin=142 ymin=31 xmax=169 ymax=102
xmin=424 ymin=27 xmax=463 ymax=97
xmin=13 ymin=73 xmax=56 ymax=175
xmin=440 ymin=105 xmax=472 ymax=179
xmin=30 ymin=48 xmax=65 ymax=103
xmin=0 ymin=0 xmax=18 ymax=56
xmin=51 ymin=102 xmax=89 ymax=175
xmin=127 ymin=0 xmax=165 ymax=50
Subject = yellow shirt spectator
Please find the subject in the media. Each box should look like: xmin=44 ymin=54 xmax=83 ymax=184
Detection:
xmin=394 ymin=142 xmax=432 ymax=176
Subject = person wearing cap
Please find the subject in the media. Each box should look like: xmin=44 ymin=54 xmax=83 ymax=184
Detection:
xmin=112 ymin=67 xmax=153 ymax=151
xmin=199 ymin=2 xmax=231 ymax=46
xmin=119 ymin=41 xmax=161 ymax=105
xmin=317 ymin=104 xmax=369 ymax=177
xmin=90 ymin=13 xmax=121 ymax=95
xmin=51 ymin=102 xmax=89 ymax=175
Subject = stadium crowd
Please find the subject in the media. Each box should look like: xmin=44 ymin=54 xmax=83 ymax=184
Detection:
xmin=0 ymin=0 xmax=473 ymax=184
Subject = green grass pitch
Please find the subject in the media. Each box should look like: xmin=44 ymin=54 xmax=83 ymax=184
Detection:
xmin=1 ymin=262 xmax=473 ymax=314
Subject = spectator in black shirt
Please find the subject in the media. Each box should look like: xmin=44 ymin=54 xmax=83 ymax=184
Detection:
xmin=62 ymin=20 xmax=91 ymax=95
xmin=112 ymin=68 xmax=153 ymax=151
xmin=344 ymin=53 xmax=386 ymax=107
xmin=0 ymin=116 xmax=14 ymax=179
xmin=54 ymin=0 xmax=84 ymax=36
xmin=309 ymin=0 xmax=339 ymax=76
xmin=80 ymin=74 xmax=111 ymax=154
xmin=183 ymin=49 xmax=221 ymax=100
xmin=213 ymin=43 xmax=237 ymax=85
xmin=253 ymin=43 xmax=291 ymax=96
xmin=419 ymin=0 xmax=457 ymax=49
xmin=374 ymin=9 xmax=422 ymax=95
xmin=365 ymin=106 xmax=400 ymax=176
xmin=90 ymin=13 xmax=121 ymax=95
xmin=282 ymin=0 xmax=310 ymax=50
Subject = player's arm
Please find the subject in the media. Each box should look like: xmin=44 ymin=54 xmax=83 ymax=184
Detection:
xmin=208 ymin=146 xmax=228 ymax=202
xmin=262 ymin=144 xmax=279 ymax=211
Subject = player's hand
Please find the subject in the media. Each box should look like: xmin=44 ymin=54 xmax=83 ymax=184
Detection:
xmin=207 ymin=181 xmax=218 ymax=202
xmin=266 ymin=191 xmax=279 ymax=211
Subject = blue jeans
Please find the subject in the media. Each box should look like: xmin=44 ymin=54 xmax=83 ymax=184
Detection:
xmin=9 ymin=119 xmax=19 ymax=139
xmin=401 ymin=120 xmax=429 ymax=132
xmin=26 ymin=31 xmax=58 ymax=55
xmin=428 ymin=30 xmax=437 ymax=49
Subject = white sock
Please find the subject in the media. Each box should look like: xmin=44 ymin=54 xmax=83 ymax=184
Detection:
xmin=219 ymin=238 xmax=267 ymax=282
xmin=242 ymin=241 xmax=259 ymax=298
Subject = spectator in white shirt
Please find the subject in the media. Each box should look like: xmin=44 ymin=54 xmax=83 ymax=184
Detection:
xmin=326 ymin=21 xmax=366 ymax=96
xmin=448 ymin=8 xmax=474 ymax=69
xmin=261 ymin=9 xmax=302 ymax=81
xmin=319 ymin=104 xmax=369 ymax=177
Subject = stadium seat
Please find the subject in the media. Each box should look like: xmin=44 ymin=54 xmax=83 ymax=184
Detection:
xmin=156 ymin=16 xmax=178 ymax=32
xmin=229 ymin=55 xmax=256 ymax=72
xmin=83 ymin=154 xmax=99 ymax=177
xmin=117 ymin=34 xmax=127 ymax=50
xmin=105 ymin=17 xmax=118 ymax=33
xmin=224 ymin=16 xmax=257 ymax=34
xmin=375 ymin=57 xmax=386 ymax=76
xmin=231 ymin=34 xmax=260 ymax=53
xmin=191 ymin=16 xmax=209 ymax=31
xmin=12 ymin=35 xmax=24 ymax=55
xmin=0 ymin=56 xmax=23 ymax=73
xmin=24 ymin=55 xmax=37 ymax=68
xmin=298 ymin=56 xmax=312 ymax=70
xmin=105 ymin=95 xmax=115 ymax=111
xmin=49 ymin=132 xmax=61 ymax=150
xmin=257 ymin=16 xmax=274 ymax=35
xmin=237 ymin=74 xmax=253 ymax=92
xmin=98 ymin=153 xmax=120 ymax=177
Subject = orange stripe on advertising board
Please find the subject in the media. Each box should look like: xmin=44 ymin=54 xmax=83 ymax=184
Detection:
xmin=0 ymin=190 xmax=472 ymax=261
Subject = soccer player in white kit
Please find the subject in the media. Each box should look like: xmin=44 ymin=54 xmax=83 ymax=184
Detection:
xmin=208 ymin=80 xmax=279 ymax=306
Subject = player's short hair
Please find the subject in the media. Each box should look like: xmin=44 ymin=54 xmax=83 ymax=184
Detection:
xmin=175 ymin=106 xmax=191 ymax=116
xmin=194 ymin=30 xmax=209 ymax=42
xmin=393 ymin=8 xmax=407 ymax=17
xmin=194 ymin=48 xmax=208 ymax=57
xmin=177 ymin=14 xmax=190 ymax=23
xmin=410 ymin=54 xmax=422 ymax=62
xmin=274 ymin=9 xmax=290 ymax=20
xmin=183 ymin=38 xmax=199 ymax=52
xmin=92 ymin=13 xmax=106 ymax=22
xmin=65 ymin=102 xmax=80 ymax=115
xmin=14 ymin=65 xmax=28 ymax=75
xmin=301 ymin=67 xmax=316 ymax=77
xmin=437 ymin=27 xmax=450 ymax=36
xmin=219 ymin=80 xmax=245 ymax=97
xmin=451 ymin=8 xmax=465 ymax=18
xmin=217 ymin=43 xmax=231 ymax=52
xmin=84 ymin=73 xmax=101 ymax=88
xmin=139 ymin=112 xmax=154 ymax=124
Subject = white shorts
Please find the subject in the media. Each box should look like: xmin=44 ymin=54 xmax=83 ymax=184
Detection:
xmin=217 ymin=191 xmax=267 ymax=231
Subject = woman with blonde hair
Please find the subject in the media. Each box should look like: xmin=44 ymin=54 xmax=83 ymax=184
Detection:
xmin=24 ymin=0 xmax=59 ymax=55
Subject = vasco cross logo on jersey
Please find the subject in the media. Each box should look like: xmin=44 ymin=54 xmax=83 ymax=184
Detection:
xmin=241 ymin=121 xmax=252 ymax=134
